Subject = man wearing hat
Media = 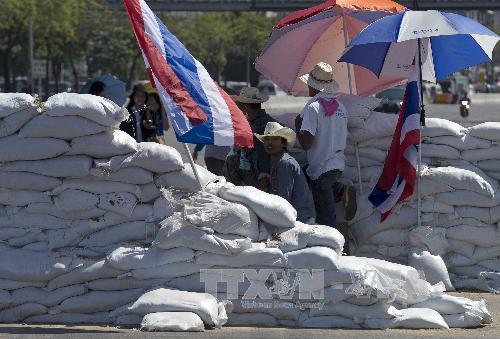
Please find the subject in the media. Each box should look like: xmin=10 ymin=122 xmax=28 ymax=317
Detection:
xmin=224 ymin=87 xmax=276 ymax=190
xmin=256 ymin=122 xmax=314 ymax=223
xmin=295 ymin=62 xmax=357 ymax=238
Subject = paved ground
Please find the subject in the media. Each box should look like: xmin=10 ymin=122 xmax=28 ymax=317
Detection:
xmin=0 ymin=292 xmax=497 ymax=338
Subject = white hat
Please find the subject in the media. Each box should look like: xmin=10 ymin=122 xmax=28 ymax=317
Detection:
xmin=255 ymin=122 xmax=296 ymax=149
xmin=299 ymin=62 xmax=339 ymax=94
xmin=231 ymin=86 xmax=269 ymax=104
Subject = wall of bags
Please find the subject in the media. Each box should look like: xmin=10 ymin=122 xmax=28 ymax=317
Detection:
xmin=0 ymin=93 xmax=493 ymax=331
xmin=341 ymin=111 xmax=500 ymax=293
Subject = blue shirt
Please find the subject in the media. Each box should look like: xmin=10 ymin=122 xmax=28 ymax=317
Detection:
xmin=270 ymin=152 xmax=314 ymax=222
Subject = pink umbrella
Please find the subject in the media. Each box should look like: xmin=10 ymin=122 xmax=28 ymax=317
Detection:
xmin=255 ymin=0 xmax=407 ymax=97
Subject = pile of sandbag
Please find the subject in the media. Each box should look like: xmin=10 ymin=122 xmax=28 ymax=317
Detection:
xmin=342 ymin=111 xmax=500 ymax=293
xmin=0 ymin=93 xmax=492 ymax=330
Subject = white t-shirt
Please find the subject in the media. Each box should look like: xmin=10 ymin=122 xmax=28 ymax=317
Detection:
xmin=299 ymin=92 xmax=348 ymax=180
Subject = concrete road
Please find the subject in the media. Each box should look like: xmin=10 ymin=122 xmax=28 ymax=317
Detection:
xmin=0 ymin=292 xmax=498 ymax=338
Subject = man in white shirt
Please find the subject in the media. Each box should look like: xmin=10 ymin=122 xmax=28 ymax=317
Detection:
xmin=294 ymin=62 xmax=357 ymax=239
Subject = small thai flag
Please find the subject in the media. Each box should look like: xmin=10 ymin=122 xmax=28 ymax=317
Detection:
xmin=123 ymin=0 xmax=253 ymax=148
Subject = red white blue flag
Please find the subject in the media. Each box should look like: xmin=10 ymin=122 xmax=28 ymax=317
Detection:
xmin=123 ymin=0 xmax=253 ymax=147
xmin=368 ymin=72 xmax=420 ymax=221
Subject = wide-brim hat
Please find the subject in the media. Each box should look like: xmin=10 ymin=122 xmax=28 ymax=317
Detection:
xmin=299 ymin=61 xmax=339 ymax=94
xmin=255 ymin=122 xmax=296 ymax=149
xmin=231 ymin=86 xmax=269 ymax=104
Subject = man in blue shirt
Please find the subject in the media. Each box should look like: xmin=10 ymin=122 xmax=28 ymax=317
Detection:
xmin=255 ymin=122 xmax=314 ymax=223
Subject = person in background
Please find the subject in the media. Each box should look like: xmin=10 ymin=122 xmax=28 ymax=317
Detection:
xmin=255 ymin=121 xmax=314 ymax=223
xmin=121 ymin=84 xmax=148 ymax=142
xmin=89 ymin=81 xmax=106 ymax=97
xmin=224 ymin=86 xmax=275 ymax=190
xmin=144 ymin=92 xmax=170 ymax=143
xmin=192 ymin=144 xmax=230 ymax=176
xmin=294 ymin=62 xmax=357 ymax=251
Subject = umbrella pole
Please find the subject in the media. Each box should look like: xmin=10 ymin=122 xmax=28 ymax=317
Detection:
xmin=183 ymin=143 xmax=204 ymax=191
xmin=416 ymin=37 xmax=425 ymax=229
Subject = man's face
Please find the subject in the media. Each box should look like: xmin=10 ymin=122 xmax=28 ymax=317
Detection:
xmin=308 ymin=85 xmax=320 ymax=97
xmin=263 ymin=136 xmax=285 ymax=156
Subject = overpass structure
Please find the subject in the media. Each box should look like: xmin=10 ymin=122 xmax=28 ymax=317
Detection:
xmin=109 ymin=1 xmax=500 ymax=11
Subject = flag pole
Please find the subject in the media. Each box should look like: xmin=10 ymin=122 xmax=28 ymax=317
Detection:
xmin=183 ymin=143 xmax=204 ymax=191
xmin=415 ymin=0 xmax=425 ymax=229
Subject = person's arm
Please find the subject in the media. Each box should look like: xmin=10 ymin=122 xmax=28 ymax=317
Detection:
xmin=295 ymin=109 xmax=316 ymax=151
xmin=161 ymin=110 xmax=170 ymax=132
xmin=273 ymin=159 xmax=295 ymax=202
xmin=192 ymin=144 xmax=204 ymax=162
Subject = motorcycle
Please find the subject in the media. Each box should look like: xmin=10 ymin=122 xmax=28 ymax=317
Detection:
xmin=460 ymin=99 xmax=470 ymax=117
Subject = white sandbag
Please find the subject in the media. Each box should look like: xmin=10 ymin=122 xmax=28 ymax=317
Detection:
xmin=477 ymin=159 xmax=500 ymax=172
xmin=421 ymin=143 xmax=460 ymax=159
xmin=0 ymin=93 xmax=37 ymax=118
xmin=19 ymin=115 xmax=108 ymax=139
xmin=130 ymin=204 xmax=154 ymax=220
xmin=153 ymin=196 xmax=177 ymax=220
xmin=26 ymin=312 xmax=112 ymax=324
xmin=357 ymin=147 xmax=388 ymax=162
xmin=446 ymin=224 xmax=500 ymax=247
xmin=443 ymin=312 xmax=484 ymax=328
xmin=358 ymin=136 xmax=392 ymax=150
xmin=11 ymin=285 xmax=87 ymax=307
xmin=0 ymin=155 xmax=92 ymax=178
xmin=485 ymin=171 xmax=500 ymax=180
xmin=0 ymin=227 xmax=26 ymax=241
xmin=0 ymin=171 xmax=62 ymax=191
xmin=155 ymin=164 xmax=216 ymax=192
xmin=363 ymin=308 xmax=449 ymax=329
xmin=195 ymin=243 xmax=284 ymax=268
xmin=0 ymin=188 xmax=51 ymax=206
xmin=449 ymin=265 xmax=487 ymax=277
xmin=342 ymin=166 xmax=381 ymax=183
xmin=278 ymin=221 xmax=344 ymax=254
xmin=54 ymin=189 xmax=98 ymax=212
xmin=58 ymin=289 xmax=143 ymax=313
xmin=436 ymin=190 xmax=499 ymax=208
xmin=47 ymin=260 xmax=123 ymax=291
xmin=219 ymin=185 xmax=297 ymax=228
xmin=462 ymin=146 xmax=500 ymax=162
xmin=455 ymin=207 xmax=491 ymax=224
xmin=26 ymin=203 xmax=106 ymax=220
xmin=153 ymin=213 xmax=252 ymax=255
xmin=90 ymin=166 xmax=153 ymax=185
xmin=420 ymin=177 xmax=454 ymax=196
xmin=0 ymin=303 xmax=47 ymax=323
xmin=68 ymin=130 xmax=137 ymax=158
xmin=130 ymin=262 xmax=209 ymax=280
xmin=8 ymin=232 xmax=46 ymax=247
xmin=230 ymin=299 xmax=300 ymax=321
xmin=422 ymin=118 xmax=466 ymax=137
xmin=408 ymin=226 xmax=448 ymax=256
xmin=86 ymin=278 xmax=166 ymax=291
xmin=43 ymin=92 xmax=127 ymax=127
xmin=479 ymin=259 xmax=500 ymax=272
xmin=98 ymin=142 xmax=184 ymax=173
xmin=408 ymin=251 xmax=454 ymax=291
xmin=141 ymin=312 xmax=205 ymax=332
xmin=128 ymin=288 xmax=226 ymax=328
xmin=0 ymin=134 xmax=70 ymax=162
xmin=0 ymin=289 xmax=12 ymax=306
xmin=345 ymin=154 xmax=381 ymax=167
xmin=285 ymin=247 xmax=339 ymax=270
xmin=0 ymin=211 xmax=76 ymax=229
xmin=370 ymin=229 xmax=409 ymax=246
xmin=79 ymin=221 xmax=157 ymax=247
xmin=23 ymin=242 xmax=49 ymax=252
xmin=50 ymin=178 xmax=141 ymax=197
xmin=0 ymin=248 xmax=71 ymax=282
xmin=107 ymin=246 xmax=194 ymax=271
xmin=422 ymin=166 xmax=495 ymax=197
xmin=447 ymin=239 xmax=475 ymax=258
xmin=299 ymin=315 xmax=360 ymax=328
xmin=183 ymin=192 xmax=259 ymax=240
xmin=454 ymin=163 xmax=499 ymax=194
xmin=98 ymin=192 xmax=138 ymax=217
xmin=411 ymin=294 xmax=490 ymax=320
xmin=0 ymin=279 xmax=45 ymax=290
xmin=468 ymin=122 xmax=500 ymax=141
xmin=424 ymin=134 xmax=491 ymax=150
xmin=227 ymin=313 xmax=278 ymax=327
xmin=348 ymin=112 xmax=397 ymax=143
xmin=139 ymin=184 xmax=161 ymax=203
xmin=310 ymin=301 xmax=399 ymax=320
xmin=114 ymin=314 xmax=143 ymax=326
xmin=0 ymin=108 xmax=38 ymax=138
xmin=446 ymin=247 xmax=500 ymax=268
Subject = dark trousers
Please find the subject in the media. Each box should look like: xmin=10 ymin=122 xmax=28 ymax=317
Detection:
xmin=310 ymin=169 xmax=344 ymax=228
xmin=205 ymin=157 xmax=225 ymax=176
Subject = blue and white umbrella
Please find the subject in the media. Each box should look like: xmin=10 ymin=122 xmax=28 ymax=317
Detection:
xmin=339 ymin=10 xmax=500 ymax=84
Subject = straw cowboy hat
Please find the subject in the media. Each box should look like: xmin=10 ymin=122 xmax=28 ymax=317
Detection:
xmin=231 ymin=86 xmax=269 ymax=104
xmin=299 ymin=62 xmax=339 ymax=94
xmin=255 ymin=122 xmax=296 ymax=149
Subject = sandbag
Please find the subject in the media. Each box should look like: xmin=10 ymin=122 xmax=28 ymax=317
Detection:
xmin=43 ymin=92 xmax=128 ymax=127
xmin=98 ymin=192 xmax=138 ymax=217
xmin=370 ymin=229 xmax=409 ymax=246
xmin=0 ymin=279 xmax=45 ymax=290
xmin=141 ymin=312 xmax=205 ymax=332
xmin=408 ymin=226 xmax=448 ymax=256
xmin=310 ymin=301 xmax=399 ymax=320
xmin=408 ymin=251 xmax=454 ymax=291
xmin=0 ymin=188 xmax=51 ymax=206
xmin=195 ymin=243 xmax=284 ymax=268
xmin=54 ymin=189 xmax=98 ymax=212
xmin=130 ymin=262 xmax=210 ymax=280
xmin=153 ymin=195 xmax=177 ymax=220
xmin=86 ymin=278 xmax=166 ymax=291
xmin=26 ymin=312 xmax=112 ymax=324
xmin=278 ymin=222 xmax=344 ymax=254
xmin=106 ymin=246 xmax=194 ymax=271
xmin=10 ymin=285 xmax=87 ymax=307
xmin=436 ymin=190 xmax=499 ymax=208
xmin=0 ymin=107 xmax=38 ymax=138
xmin=348 ymin=112 xmax=397 ymax=143
xmin=219 ymin=185 xmax=297 ymax=228
xmin=299 ymin=315 xmax=360 ymax=328
xmin=0 ymin=303 xmax=47 ymax=323
xmin=79 ymin=221 xmax=156 ymax=247
xmin=421 ymin=143 xmax=460 ymax=160
xmin=127 ymin=288 xmax=227 ymax=327
xmin=90 ymin=166 xmax=153 ymax=185
xmin=19 ymin=115 xmax=108 ymax=139
xmin=363 ymin=308 xmax=449 ymax=329
xmin=0 ymin=93 xmax=37 ymax=118
xmin=422 ymin=118 xmax=466 ymax=137
xmin=0 ymin=211 xmax=78 ymax=229
xmin=446 ymin=225 xmax=500 ymax=247
xmin=140 ymin=184 xmax=161 ymax=203
xmin=411 ymin=294 xmax=491 ymax=320
xmin=462 ymin=146 xmax=500 ymax=162
xmin=285 ymin=247 xmax=339 ymax=270
xmin=422 ymin=166 xmax=495 ymax=197
xmin=0 ymin=227 xmax=26 ymax=241
xmin=98 ymin=142 xmax=183 ymax=173
xmin=423 ymin=134 xmax=491 ymax=150
xmin=443 ymin=312 xmax=485 ymax=328
xmin=68 ymin=130 xmax=137 ymax=158
xmin=58 ymin=289 xmax=143 ymax=313
xmin=50 ymin=178 xmax=141 ymax=197
xmin=0 ymin=172 xmax=62 ymax=191
xmin=468 ymin=122 xmax=500 ymax=141
xmin=183 ymin=192 xmax=259 ymax=240
xmin=477 ymin=159 xmax=500 ymax=172
xmin=0 ymin=134 xmax=70 ymax=162
xmin=227 ymin=313 xmax=278 ymax=327
xmin=155 ymin=164 xmax=217 ymax=192
xmin=0 ymin=156 xmax=92 ymax=178
xmin=26 ymin=203 xmax=106 ymax=220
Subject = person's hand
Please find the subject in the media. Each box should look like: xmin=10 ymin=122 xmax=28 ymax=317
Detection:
xmin=142 ymin=119 xmax=155 ymax=130
xmin=294 ymin=115 xmax=303 ymax=132
xmin=192 ymin=151 xmax=198 ymax=162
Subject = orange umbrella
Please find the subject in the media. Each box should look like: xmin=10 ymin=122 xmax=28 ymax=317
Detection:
xmin=256 ymin=0 xmax=406 ymax=96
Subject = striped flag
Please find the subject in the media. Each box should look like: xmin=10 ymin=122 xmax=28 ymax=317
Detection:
xmin=123 ymin=0 xmax=253 ymax=148
xmin=368 ymin=73 xmax=421 ymax=221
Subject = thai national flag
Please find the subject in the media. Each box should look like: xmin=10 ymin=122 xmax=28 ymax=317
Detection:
xmin=368 ymin=72 xmax=421 ymax=221
xmin=123 ymin=0 xmax=253 ymax=148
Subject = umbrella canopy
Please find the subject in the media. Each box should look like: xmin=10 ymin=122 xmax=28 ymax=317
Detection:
xmin=255 ymin=0 xmax=406 ymax=97
xmin=80 ymin=74 xmax=128 ymax=106
xmin=339 ymin=10 xmax=500 ymax=83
